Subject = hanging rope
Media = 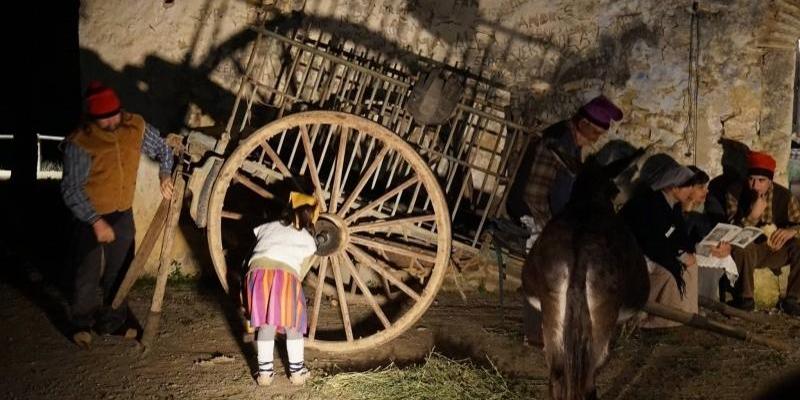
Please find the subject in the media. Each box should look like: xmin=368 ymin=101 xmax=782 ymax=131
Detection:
xmin=683 ymin=1 xmax=701 ymax=162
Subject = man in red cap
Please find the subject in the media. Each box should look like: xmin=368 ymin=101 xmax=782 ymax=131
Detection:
xmin=507 ymin=95 xmax=624 ymax=225
xmin=726 ymin=150 xmax=800 ymax=316
xmin=61 ymin=81 xmax=175 ymax=346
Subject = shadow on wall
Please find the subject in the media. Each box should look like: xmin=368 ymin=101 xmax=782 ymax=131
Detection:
xmin=295 ymin=0 xmax=661 ymax=124
xmin=81 ymin=0 xmax=662 ymax=138
xmin=75 ymin=1 xmax=664 ymax=282
xmin=398 ymin=0 xmax=660 ymax=123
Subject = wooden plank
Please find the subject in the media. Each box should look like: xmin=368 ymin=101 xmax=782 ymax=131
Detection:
xmin=141 ymin=166 xmax=187 ymax=349
xmin=643 ymin=302 xmax=791 ymax=352
xmin=111 ymin=198 xmax=169 ymax=309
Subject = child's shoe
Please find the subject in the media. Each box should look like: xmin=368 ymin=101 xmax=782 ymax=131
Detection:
xmin=289 ymin=367 xmax=310 ymax=385
xmin=255 ymin=361 xmax=274 ymax=386
xmin=256 ymin=371 xmax=274 ymax=386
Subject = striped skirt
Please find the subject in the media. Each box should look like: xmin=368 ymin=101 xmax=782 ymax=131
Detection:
xmin=245 ymin=268 xmax=308 ymax=334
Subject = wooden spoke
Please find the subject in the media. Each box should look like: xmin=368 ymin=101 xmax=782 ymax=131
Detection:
xmin=341 ymin=130 xmax=365 ymax=191
xmin=308 ymin=257 xmax=328 ymax=341
xmin=330 ymin=127 xmax=349 ymax=213
xmin=261 ymin=142 xmax=293 ymax=178
xmin=221 ymin=210 xmax=243 ymax=220
xmin=347 ymin=244 xmax=422 ymax=302
xmin=344 ymin=175 xmax=419 ymax=224
xmin=233 ymin=172 xmax=274 ymax=199
xmin=299 ymin=125 xmax=328 ymax=212
xmin=331 ymin=256 xmax=354 ymax=342
xmin=339 ymin=253 xmax=391 ymax=330
xmin=382 ymin=277 xmax=394 ymax=299
xmin=349 ymin=235 xmax=437 ymax=264
xmin=338 ymin=146 xmax=389 ymax=217
xmin=322 ymin=126 xmax=342 ymax=192
xmin=348 ymin=214 xmax=436 ymax=234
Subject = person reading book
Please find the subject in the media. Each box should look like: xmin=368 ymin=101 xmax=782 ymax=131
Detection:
xmin=681 ymin=166 xmax=738 ymax=302
xmin=725 ymin=151 xmax=800 ymax=316
xmin=622 ymin=154 xmax=698 ymax=328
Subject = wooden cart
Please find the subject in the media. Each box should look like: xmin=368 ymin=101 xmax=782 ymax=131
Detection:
xmin=124 ymin=24 xmax=537 ymax=354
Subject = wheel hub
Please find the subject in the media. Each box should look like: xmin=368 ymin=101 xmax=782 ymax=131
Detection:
xmin=314 ymin=214 xmax=348 ymax=256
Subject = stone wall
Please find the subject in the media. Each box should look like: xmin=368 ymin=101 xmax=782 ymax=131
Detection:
xmin=78 ymin=0 xmax=799 ymax=277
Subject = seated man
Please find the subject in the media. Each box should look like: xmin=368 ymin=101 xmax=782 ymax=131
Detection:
xmin=726 ymin=151 xmax=800 ymax=316
xmin=506 ymin=95 xmax=623 ymax=226
xmin=622 ymin=154 xmax=698 ymax=328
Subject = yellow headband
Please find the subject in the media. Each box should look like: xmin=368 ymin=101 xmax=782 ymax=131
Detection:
xmin=289 ymin=192 xmax=317 ymax=208
xmin=289 ymin=191 xmax=321 ymax=225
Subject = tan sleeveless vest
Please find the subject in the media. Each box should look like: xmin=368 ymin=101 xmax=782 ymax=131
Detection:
xmin=69 ymin=112 xmax=145 ymax=215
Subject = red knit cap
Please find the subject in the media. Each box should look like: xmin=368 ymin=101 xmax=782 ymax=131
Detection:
xmin=747 ymin=151 xmax=776 ymax=179
xmin=85 ymin=81 xmax=121 ymax=119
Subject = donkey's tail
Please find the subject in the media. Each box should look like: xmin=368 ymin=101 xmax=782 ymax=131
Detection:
xmin=563 ymin=256 xmax=593 ymax=399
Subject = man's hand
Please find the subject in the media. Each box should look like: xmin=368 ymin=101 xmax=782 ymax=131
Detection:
xmin=749 ymin=194 xmax=768 ymax=221
xmin=710 ymin=242 xmax=732 ymax=258
xmin=768 ymin=228 xmax=796 ymax=250
xmin=92 ymin=218 xmax=115 ymax=243
xmin=160 ymin=175 xmax=174 ymax=200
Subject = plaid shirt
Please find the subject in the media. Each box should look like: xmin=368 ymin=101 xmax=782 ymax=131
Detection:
xmin=527 ymin=140 xmax=560 ymax=223
xmin=725 ymin=183 xmax=800 ymax=232
xmin=61 ymin=123 xmax=173 ymax=223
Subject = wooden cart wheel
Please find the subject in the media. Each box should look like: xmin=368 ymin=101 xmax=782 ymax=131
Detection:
xmin=207 ymin=111 xmax=451 ymax=353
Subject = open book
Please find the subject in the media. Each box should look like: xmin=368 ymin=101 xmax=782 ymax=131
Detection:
xmin=696 ymin=223 xmax=763 ymax=256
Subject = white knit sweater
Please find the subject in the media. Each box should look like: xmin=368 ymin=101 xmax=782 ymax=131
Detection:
xmin=249 ymin=221 xmax=317 ymax=276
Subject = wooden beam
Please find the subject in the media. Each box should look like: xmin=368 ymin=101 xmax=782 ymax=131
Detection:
xmin=643 ymin=302 xmax=791 ymax=352
xmin=111 ymin=198 xmax=169 ymax=309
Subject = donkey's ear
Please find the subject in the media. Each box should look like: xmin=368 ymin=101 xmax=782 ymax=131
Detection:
xmin=602 ymin=147 xmax=646 ymax=179
xmin=545 ymin=142 xmax=580 ymax=177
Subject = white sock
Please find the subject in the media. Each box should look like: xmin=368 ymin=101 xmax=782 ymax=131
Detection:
xmin=256 ymin=326 xmax=275 ymax=374
xmin=286 ymin=329 xmax=305 ymax=373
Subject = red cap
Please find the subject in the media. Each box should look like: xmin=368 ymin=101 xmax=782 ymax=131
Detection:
xmin=747 ymin=151 xmax=776 ymax=179
xmin=85 ymin=81 xmax=121 ymax=119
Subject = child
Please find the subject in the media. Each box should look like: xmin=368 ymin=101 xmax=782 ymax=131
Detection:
xmin=246 ymin=191 xmax=320 ymax=386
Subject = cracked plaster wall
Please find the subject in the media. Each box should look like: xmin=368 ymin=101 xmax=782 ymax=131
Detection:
xmin=79 ymin=0 xmax=798 ymax=277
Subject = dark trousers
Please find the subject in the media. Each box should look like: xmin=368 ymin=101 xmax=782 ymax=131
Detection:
xmin=731 ymin=238 xmax=800 ymax=301
xmin=70 ymin=209 xmax=135 ymax=332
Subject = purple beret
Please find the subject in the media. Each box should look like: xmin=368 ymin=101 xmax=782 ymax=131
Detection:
xmin=578 ymin=95 xmax=623 ymax=130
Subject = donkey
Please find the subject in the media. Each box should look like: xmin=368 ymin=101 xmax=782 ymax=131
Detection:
xmin=522 ymin=146 xmax=650 ymax=400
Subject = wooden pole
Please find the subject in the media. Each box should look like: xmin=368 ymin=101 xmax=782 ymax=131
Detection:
xmin=140 ymin=165 xmax=186 ymax=350
xmin=698 ymin=295 xmax=771 ymax=324
xmin=643 ymin=302 xmax=792 ymax=352
xmin=111 ymin=198 xmax=170 ymax=309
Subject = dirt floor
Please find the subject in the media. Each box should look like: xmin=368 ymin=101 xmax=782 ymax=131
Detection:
xmin=2 ymin=260 xmax=800 ymax=400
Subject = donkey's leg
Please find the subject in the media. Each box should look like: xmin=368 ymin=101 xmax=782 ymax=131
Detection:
xmin=584 ymin=285 xmax=618 ymax=399
xmin=522 ymin=293 xmax=544 ymax=348
xmin=541 ymin=304 xmax=567 ymax=400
